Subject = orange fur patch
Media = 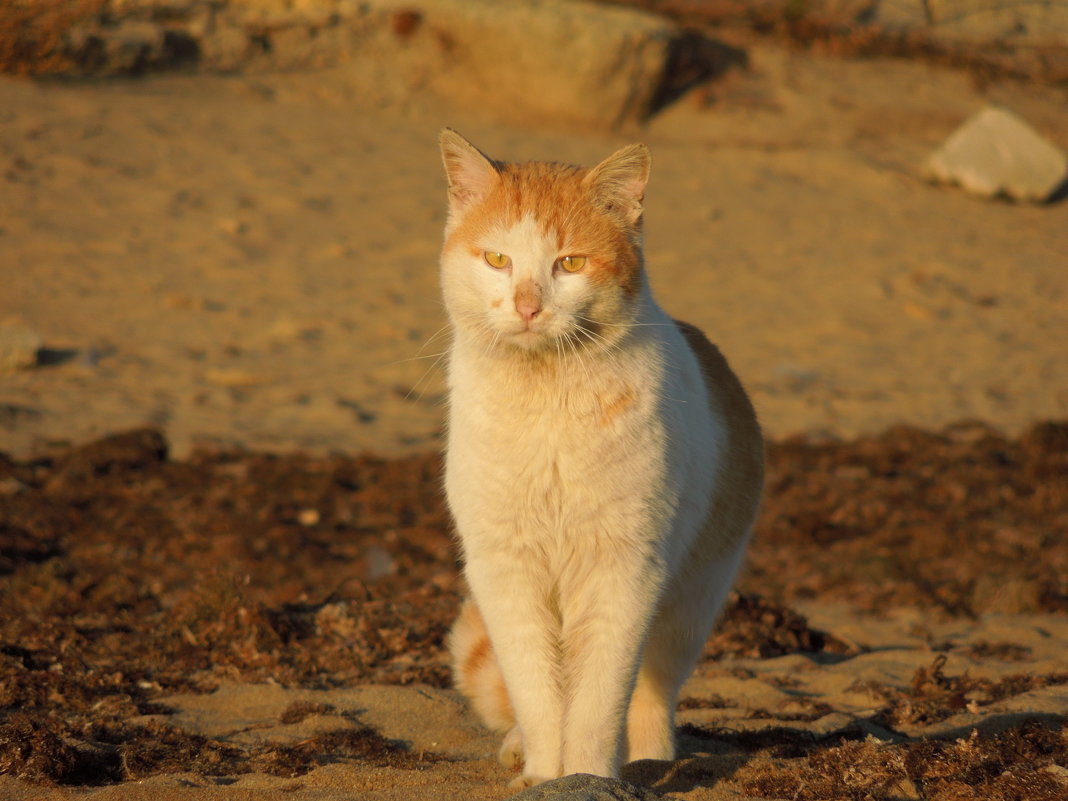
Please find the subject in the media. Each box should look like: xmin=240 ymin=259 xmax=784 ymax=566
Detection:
xmin=462 ymin=632 xmax=491 ymax=681
xmin=598 ymin=387 xmax=635 ymax=426
xmin=444 ymin=160 xmax=643 ymax=297
xmin=496 ymin=676 xmax=512 ymax=726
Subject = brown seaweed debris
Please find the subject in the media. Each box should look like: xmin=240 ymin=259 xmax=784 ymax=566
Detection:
xmin=1 ymin=421 xmax=1067 ymax=786
xmin=704 ymin=592 xmax=854 ymax=659
xmin=1 ymin=709 xmax=441 ymax=786
xmin=859 ymin=654 xmax=1068 ymax=729
xmin=737 ymin=718 xmax=1068 ymax=801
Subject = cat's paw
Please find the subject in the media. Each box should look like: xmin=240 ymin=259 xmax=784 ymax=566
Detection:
xmin=507 ymin=774 xmax=552 ymax=790
xmin=498 ymin=725 xmax=523 ymax=769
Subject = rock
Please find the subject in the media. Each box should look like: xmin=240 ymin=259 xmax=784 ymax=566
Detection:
xmin=33 ymin=0 xmax=732 ymax=128
xmin=356 ymin=0 xmax=685 ymax=129
xmin=795 ymin=0 xmax=1068 ymax=82
xmin=923 ymin=106 xmax=1068 ymax=202
xmin=103 ymin=20 xmax=166 ymax=70
xmin=65 ymin=19 xmax=166 ymax=73
xmin=0 ymin=321 xmax=43 ymax=372
xmin=804 ymin=0 xmax=1068 ymax=51
xmin=1045 ymin=763 xmax=1068 ymax=785
xmin=508 ymin=774 xmax=670 ymax=801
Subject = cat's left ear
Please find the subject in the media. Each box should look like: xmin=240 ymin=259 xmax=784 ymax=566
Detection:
xmin=439 ymin=128 xmax=500 ymax=212
xmin=583 ymin=143 xmax=650 ymax=226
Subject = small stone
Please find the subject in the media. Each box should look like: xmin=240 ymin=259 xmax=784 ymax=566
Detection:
xmin=203 ymin=368 xmax=262 ymax=388
xmin=0 ymin=321 xmax=43 ymax=372
xmin=217 ymin=218 xmax=247 ymax=236
xmin=1044 ymin=764 xmax=1068 ymax=785
xmin=0 ymin=477 xmax=27 ymax=495
xmin=508 ymin=774 xmax=670 ymax=801
xmin=297 ymin=508 xmax=320 ymax=526
xmin=924 ymin=105 xmax=1068 ymax=202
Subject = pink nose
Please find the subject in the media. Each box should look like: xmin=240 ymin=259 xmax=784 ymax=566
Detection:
xmin=514 ymin=280 xmax=543 ymax=323
xmin=516 ymin=298 xmax=541 ymax=322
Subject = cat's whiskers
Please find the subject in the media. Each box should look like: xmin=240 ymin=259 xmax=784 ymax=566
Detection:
xmin=574 ymin=314 xmax=673 ymax=331
xmin=393 ymin=322 xmax=456 ymax=401
xmin=561 ymin=330 xmax=595 ymax=386
xmin=404 ymin=349 xmax=450 ymax=402
xmin=420 ymin=322 xmax=453 ymax=350
xmin=477 ymin=317 xmax=503 ymax=361
xmin=572 ymin=322 xmax=620 ymax=361
xmin=387 ymin=350 xmax=449 ymax=366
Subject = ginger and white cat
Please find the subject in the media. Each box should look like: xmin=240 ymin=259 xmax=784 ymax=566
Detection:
xmin=439 ymin=129 xmax=763 ymax=788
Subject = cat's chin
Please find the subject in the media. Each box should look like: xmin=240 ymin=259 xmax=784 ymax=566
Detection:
xmin=480 ymin=327 xmax=565 ymax=356
xmin=503 ymin=330 xmax=550 ymax=352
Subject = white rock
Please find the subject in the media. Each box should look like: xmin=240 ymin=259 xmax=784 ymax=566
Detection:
xmin=0 ymin=321 xmax=43 ymax=372
xmin=923 ymin=105 xmax=1068 ymax=202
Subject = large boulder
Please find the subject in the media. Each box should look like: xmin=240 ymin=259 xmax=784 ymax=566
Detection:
xmin=34 ymin=0 xmax=713 ymax=130
xmin=349 ymin=0 xmax=683 ymax=129
xmin=867 ymin=0 xmax=1068 ymax=48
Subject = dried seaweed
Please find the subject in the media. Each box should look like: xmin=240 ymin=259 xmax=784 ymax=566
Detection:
xmin=738 ymin=719 xmax=1068 ymax=801
xmin=1 ymin=421 xmax=1066 ymax=786
xmin=858 ymin=654 xmax=1068 ymax=729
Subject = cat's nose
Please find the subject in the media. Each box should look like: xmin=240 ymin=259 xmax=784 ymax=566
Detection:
xmin=514 ymin=281 xmax=542 ymax=323
xmin=516 ymin=299 xmax=541 ymax=322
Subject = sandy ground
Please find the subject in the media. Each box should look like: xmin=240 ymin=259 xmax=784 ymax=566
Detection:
xmin=5 ymin=607 xmax=1068 ymax=800
xmin=2 ymin=40 xmax=1067 ymax=459
xmin=2 ymin=34 xmax=1068 ymax=801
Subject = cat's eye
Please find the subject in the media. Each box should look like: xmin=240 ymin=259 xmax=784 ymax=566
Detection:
xmin=557 ymin=256 xmax=587 ymax=273
xmin=483 ymin=251 xmax=511 ymax=269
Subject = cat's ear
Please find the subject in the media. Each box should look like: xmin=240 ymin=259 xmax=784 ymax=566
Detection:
xmin=583 ymin=143 xmax=650 ymax=226
xmin=439 ymin=128 xmax=500 ymax=212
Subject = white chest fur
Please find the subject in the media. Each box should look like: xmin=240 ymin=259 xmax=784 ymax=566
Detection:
xmin=445 ymin=298 xmax=724 ymax=579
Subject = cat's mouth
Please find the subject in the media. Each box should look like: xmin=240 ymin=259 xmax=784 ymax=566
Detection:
xmin=501 ymin=320 xmax=602 ymax=356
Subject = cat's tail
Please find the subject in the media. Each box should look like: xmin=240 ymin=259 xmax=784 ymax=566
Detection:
xmin=448 ymin=598 xmax=515 ymax=732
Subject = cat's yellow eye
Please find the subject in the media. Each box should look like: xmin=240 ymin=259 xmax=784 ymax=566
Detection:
xmin=558 ymin=256 xmax=587 ymax=273
xmin=483 ymin=251 xmax=511 ymax=269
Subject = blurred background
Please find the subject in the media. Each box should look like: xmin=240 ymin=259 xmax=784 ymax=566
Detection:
xmin=1 ymin=0 xmax=1067 ymax=458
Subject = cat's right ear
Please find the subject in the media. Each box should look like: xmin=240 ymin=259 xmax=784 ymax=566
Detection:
xmin=439 ymin=129 xmax=500 ymax=213
xmin=583 ymin=143 xmax=650 ymax=226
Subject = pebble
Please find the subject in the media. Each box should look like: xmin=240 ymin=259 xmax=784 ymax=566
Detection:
xmin=203 ymin=368 xmax=262 ymax=388
xmin=924 ymin=105 xmax=1068 ymax=202
xmin=0 ymin=321 xmax=43 ymax=372
xmin=508 ymin=774 xmax=670 ymax=801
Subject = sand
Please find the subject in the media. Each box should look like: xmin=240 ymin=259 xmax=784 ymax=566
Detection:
xmin=3 ymin=41 xmax=1067 ymax=459
xmin=2 ymin=31 xmax=1067 ymax=801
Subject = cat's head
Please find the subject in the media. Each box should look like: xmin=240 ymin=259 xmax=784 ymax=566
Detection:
xmin=438 ymin=129 xmax=650 ymax=357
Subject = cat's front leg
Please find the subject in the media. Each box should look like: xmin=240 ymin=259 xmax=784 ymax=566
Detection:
xmin=464 ymin=555 xmax=564 ymax=787
xmin=558 ymin=548 xmax=665 ymax=778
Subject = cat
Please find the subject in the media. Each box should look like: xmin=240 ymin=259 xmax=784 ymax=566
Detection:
xmin=438 ymin=129 xmax=764 ymax=789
